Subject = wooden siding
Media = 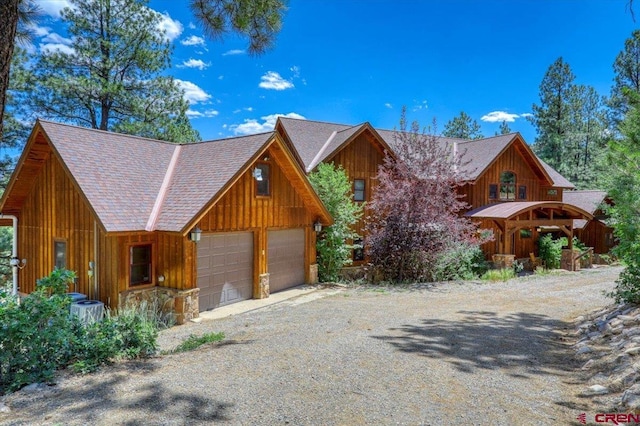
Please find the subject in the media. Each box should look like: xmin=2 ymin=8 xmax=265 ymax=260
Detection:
xmin=327 ymin=132 xmax=384 ymax=238
xmin=463 ymin=142 xmax=545 ymax=208
xmin=18 ymin=152 xmax=96 ymax=297
xmin=575 ymin=220 xmax=615 ymax=254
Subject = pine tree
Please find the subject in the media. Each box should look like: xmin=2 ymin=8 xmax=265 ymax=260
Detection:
xmin=497 ymin=120 xmax=511 ymax=135
xmin=443 ymin=111 xmax=483 ymax=139
xmin=610 ymin=29 xmax=640 ymax=126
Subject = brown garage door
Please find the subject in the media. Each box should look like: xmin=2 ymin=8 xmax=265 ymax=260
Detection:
xmin=197 ymin=232 xmax=253 ymax=311
xmin=267 ymin=228 xmax=305 ymax=293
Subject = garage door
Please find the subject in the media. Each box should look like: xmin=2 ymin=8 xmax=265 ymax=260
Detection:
xmin=197 ymin=232 xmax=253 ymax=311
xmin=267 ymin=228 xmax=305 ymax=293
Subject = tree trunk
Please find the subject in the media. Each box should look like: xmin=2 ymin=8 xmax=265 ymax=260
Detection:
xmin=0 ymin=0 xmax=20 ymax=141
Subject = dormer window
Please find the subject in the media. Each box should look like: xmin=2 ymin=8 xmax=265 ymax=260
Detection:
xmin=499 ymin=171 xmax=516 ymax=200
xmin=255 ymin=163 xmax=270 ymax=196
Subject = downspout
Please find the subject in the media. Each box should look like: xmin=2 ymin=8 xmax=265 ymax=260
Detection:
xmin=0 ymin=214 xmax=19 ymax=296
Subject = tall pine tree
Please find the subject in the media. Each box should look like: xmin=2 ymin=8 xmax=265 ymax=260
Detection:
xmin=442 ymin=111 xmax=483 ymax=139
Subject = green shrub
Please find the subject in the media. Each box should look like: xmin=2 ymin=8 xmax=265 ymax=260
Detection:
xmin=538 ymin=234 xmax=567 ymax=269
xmin=0 ymin=269 xmax=159 ymax=392
xmin=607 ymin=262 xmax=640 ymax=304
xmin=166 ymin=332 xmax=225 ymax=354
xmin=432 ymin=242 xmax=488 ymax=281
xmin=481 ymin=268 xmax=515 ymax=282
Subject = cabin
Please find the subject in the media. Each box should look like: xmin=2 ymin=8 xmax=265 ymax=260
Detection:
xmin=275 ymin=118 xmax=599 ymax=264
xmin=0 ymin=120 xmax=332 ymax=322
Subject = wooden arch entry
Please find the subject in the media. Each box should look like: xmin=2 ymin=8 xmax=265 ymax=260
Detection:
xmin=465 ymin=201 xmax=594 ymax=255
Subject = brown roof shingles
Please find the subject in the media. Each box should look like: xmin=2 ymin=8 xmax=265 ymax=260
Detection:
xmin=562 ymin=190 xmax=607 ymax=214
xmin=37 ymin=121 xmax=274 ymax=233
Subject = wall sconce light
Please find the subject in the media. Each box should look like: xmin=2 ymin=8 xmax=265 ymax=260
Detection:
xmin=157 ymin=274 xmax=165 ymax=283
xmin=314 ymin=220 xmax=322 ymax=233
xmin=190 ymin=226 xmax=202 ymax=243
xmin=252 ymin=167 xmax=263 ymax=181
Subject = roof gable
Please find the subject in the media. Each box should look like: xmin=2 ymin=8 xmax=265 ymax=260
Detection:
xmin=1 ymin=121 xmax=331 ymax=234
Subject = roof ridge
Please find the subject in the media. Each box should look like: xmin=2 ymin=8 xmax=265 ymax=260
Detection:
xmin=458 ymin=133 xmax=517 ymax=144
xmin=307 ymin=131 xmax=338 ymax=173
xmin=198 ymin=131 xmax=275 ymax=144
xmin=37 ymin=119 xmax=180 ymax=146
xmin=279 ymin=116 xmax=351 ymax=127
xmin=145 ymin=145 xmax=182 ymax=231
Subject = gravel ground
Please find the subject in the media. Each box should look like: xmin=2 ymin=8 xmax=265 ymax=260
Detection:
xmin=1 ymin=266 xmax=621 ymax=425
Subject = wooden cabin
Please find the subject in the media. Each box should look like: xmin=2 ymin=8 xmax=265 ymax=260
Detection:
xmin=563 ymin=190 xmax=615 ymax=254
xmin=275 ymin=118 xmax=600 ymax=262
xmin=0 ymin=120 xmax=331 ymax=322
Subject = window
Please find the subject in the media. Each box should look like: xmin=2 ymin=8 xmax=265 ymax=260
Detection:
xmin=255 ymin=163 xmax=270 ymax=196
xmin=353 ymin=238 xmax=364 ymax=261
xmin=518 ymin=185 xmax=527 ymax=200
xmin=499 ymin=171 xmax=516 ymax=200
xmin=54 ymin=240 xmax=66 ymax=269
xmin=354 ymin=179 xmax=365 ymax=202
xmin=130 ymin=244 xmax=152 ymax=286
xmin=547 ymin=189 xmax=558 ymax=196
xmin=520 ymin=229 xmax=532 ymax=239
xmin=489 ymin=184 xmax=498 ymax=200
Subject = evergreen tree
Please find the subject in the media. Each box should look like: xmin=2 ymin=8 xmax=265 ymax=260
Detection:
xmin=610 ymin=29 xmax=640 ymax=126
xmin=443 ymin=111 xmax=483 ymax=139
xmin=22 ymin=0 xmax=198 ymax=142
xmin=497 ymin=120 xmax=511 ymax=135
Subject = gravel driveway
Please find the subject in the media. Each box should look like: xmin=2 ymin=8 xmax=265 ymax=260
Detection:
xmin=1 ymin=267 xmax=620 ymax=425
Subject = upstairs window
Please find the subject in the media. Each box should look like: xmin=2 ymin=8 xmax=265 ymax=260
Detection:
xmin=499 ymin=171 xmax=516 ymax=200
xmin=354 ymin=179 xmax=365 ymax=202
xmin=255 ymin=163 xmax=270 ymax=196
xmin=489 ymin=184 xmax=498 ymax=200
xmin=518 ymin=185 xmax=527 ymax=200
xmin=130 ymin=244 xmax=152 ymax=286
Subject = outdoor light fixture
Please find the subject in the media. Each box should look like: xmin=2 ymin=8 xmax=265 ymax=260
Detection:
xmin=314 ymin=220 xmax=322 ymax=233
xmin=190 ymin=226 xmax=202 ymax=243
xmin=157 ymin=275 xmax=165 ymax=283
xmin=252 ymin=167 xmax=263 ymax=181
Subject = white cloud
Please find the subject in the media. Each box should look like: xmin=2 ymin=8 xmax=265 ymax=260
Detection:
xmin=412 ymin=100 xmax=428 ymax=112
xmin=186 ymin=109 xmax=219 ymax=118
xmin=231 ymin=113 xmax=305 ymax=135
xmin=233 ymin=107 xmax=254 ymax=114
xmin=481 ymin=111 xmax=520 ymax=123
xmin=290 ymin=65 xmax=300 ymax=78
xmin=30 ymin=25 xmax=51 ymax=37
xmin=384 ymin=103 xmax=393 ymax=109
xmin=188 ymin=22 xmax=196 ymax=30
xmin=218 ymin=75 xmax=224 ymax=80
xmin=42 ymin=32 xmax=72 ymax=45
xmin=222 ymin=49 xmax=245 ymax=56
xmin=177 ymin=58 xmax=210 ymax=70
xmin=520 ymin=113 xmax=533 ymax=118
xmin=39 ymin=43 xmax=75 ymax=55
xmin=156 ymin=12 xmax=183 ymax=41
xmin=35 ymin=0 xmax=72 ymax=18
xmin=258 ymin=71 xmax=294 ymax=91
xmin=181 ymin=35 xmax=205 ymax=46
xmin=175 ymin=79 xmax=211 ymax=104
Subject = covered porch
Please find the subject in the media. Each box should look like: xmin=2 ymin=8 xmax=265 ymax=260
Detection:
xmin=465 ymin=201 xmax=594 ymax=266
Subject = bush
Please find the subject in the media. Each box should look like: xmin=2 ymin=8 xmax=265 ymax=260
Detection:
xmin=0 ymin=269 xmax=159 ymax=393
xmin=432 ymin=243 xmax=488 ymax=281
xmin=607 ymin=262 xmax=640 ymax=304
xmin=538 ymin=234 xmax=567 ymax=269
xmin=481 ymin=268 xmax=515 ymax=282
xmin=165 ymin=332 xmax=225 ymax=354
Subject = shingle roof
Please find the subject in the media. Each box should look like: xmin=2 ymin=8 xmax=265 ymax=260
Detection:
xmin=29 ymin=121 xmax=276 ymax=233
xmin=562 ymin=190 xmax=608 ymax=214
xmin=278 ymin=117 xmax=575 ymax=189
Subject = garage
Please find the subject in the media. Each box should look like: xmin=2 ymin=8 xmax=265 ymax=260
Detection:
xmin=197 ymin=232 xmax=253 ymax=311
xmin=267 ymin=228 xmax=305 ymax=293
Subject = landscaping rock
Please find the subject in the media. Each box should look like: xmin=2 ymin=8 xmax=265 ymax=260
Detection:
xmin=0 ymin=402 xmax=10 ymax=414
xmin=586 ymin=385 xmax=609 ymax=395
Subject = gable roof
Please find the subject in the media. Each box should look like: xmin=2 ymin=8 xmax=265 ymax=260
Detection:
xmin=276 ymin=117 xmax=574 ymax=189
xmin=0 ymin=120 xmax=331 ymax=234
xmin=562 ymin=190 xmax=608 ymax=215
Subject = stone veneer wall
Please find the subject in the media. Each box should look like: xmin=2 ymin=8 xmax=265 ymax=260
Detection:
xmin=119 ymin=286 xmax=199 ymax=325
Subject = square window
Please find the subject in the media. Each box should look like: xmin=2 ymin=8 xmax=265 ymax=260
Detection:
xmin=130 ymin=245 xmax=152 ymax=286
xmin=354 ymin=179 xmax=365 ymax=202
xmin=520 ymin=229 xmax=532 ymax=239
xmin=547 ymin=189 xmax=558 ymax=196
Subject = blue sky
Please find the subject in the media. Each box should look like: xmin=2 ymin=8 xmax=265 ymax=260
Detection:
xmin=31 ymin=0 xmax=639 ymax=143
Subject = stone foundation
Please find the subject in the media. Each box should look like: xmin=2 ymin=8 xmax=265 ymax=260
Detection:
xmin=119 ymin=286 xmax=200 ymax=325
xmin=256 ymin=273 xmax=270 ymax=299
xmin=561 ymin=249 xmax=581 ymax=271
xmin=309 ymin=263 xmax=319 ymax=284
xmin=492 ymin=254 xmax=515 ymax=269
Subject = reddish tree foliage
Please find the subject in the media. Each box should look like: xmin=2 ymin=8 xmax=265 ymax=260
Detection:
xmin=366 ymin=109 xmax=487 ymax=282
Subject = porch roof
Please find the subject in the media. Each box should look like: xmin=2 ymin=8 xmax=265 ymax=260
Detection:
xmin=465 ymin=201 xmax=593 ymax=221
